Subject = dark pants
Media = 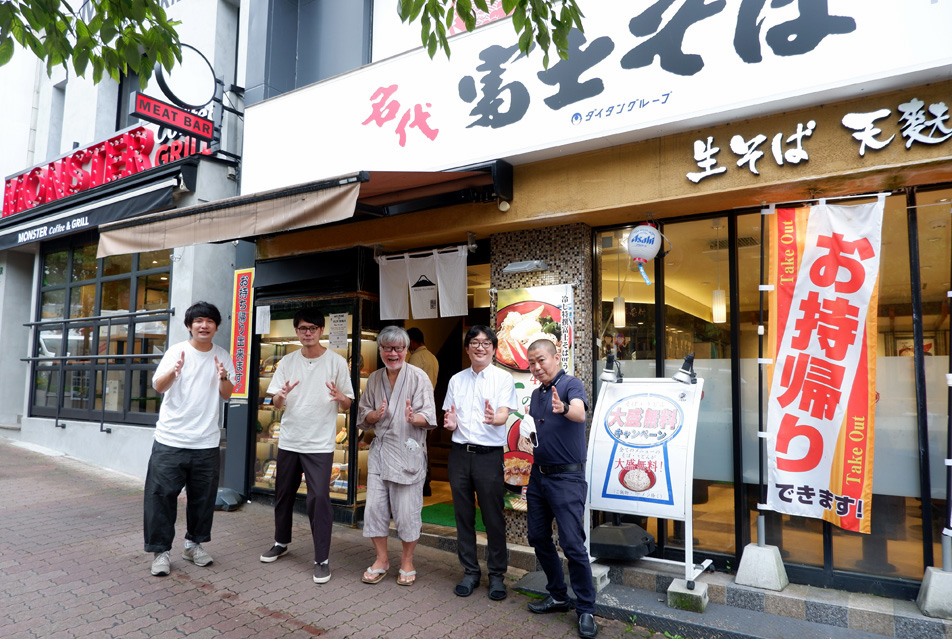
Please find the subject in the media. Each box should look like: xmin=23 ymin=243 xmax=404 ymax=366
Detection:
xmin=526 ymin=469 xmax=595 ymax=615
xmin=274 ymin=449 xmax=334 ymax=563
xmin=448 ymin=444 xmax=508 ymax=579
xmin=143 ymin=441 xmax=220 ymax=553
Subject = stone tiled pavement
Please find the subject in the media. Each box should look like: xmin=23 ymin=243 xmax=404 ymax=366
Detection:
xmin=0 ymin=438 xmax=662 ymax=639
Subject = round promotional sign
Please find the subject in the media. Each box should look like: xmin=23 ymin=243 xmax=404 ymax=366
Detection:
xmin=156 ymin=43 xmax=217 ymax=110
xmin=603 ymin=393 xmax=684 ymax=448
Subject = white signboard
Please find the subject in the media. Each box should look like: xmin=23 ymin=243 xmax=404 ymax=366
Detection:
xmin=587 ymin=377 xmax=703 ymax=521
xmin=328 ymin=312 xmax=348 ymax=350
xmin=243 ymin=0 xmax=952 ymax=194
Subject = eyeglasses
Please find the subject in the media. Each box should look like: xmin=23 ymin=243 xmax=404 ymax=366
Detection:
xmin=380 ymin=345 xmax=406 ymax=353
xmin=296 ymin=326 xmax=321 ymax=334
xmin=468 ymin=340 xmax=494 ymax=349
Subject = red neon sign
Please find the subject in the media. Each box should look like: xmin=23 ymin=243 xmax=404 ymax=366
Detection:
xmin=3 ymin=126 xmax=208 ymax=218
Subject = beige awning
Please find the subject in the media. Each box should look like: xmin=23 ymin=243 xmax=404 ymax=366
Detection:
xmin=97 ymin=175 xmax=361 ymax=258
xmin=96 ymin=168 xmax=503 ymax=258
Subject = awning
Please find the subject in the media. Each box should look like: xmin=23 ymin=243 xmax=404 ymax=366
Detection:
xmin=97 ymin=164 xmax=511 ymax=258
xmin=0 ymin=178 xmax=176 ymax=252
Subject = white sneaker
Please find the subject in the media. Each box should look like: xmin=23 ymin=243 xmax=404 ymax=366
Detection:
xmin=182 ymin=544 xmax=213 ymax=567
xmin=151 ymin=551 xmax=171 ymax=576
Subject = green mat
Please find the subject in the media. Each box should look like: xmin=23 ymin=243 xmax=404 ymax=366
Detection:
xmin=420 ymin=502 xmax=485 ymax=532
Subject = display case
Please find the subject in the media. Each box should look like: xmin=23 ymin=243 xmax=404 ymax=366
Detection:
xmin=250 ymin=296 xmax=380 ymax=507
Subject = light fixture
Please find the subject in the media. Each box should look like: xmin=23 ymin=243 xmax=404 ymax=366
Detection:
xmin=712 ymin=219 xmax=726 ymax=324
xmin=600 ymin=352 xmax=622 ymax=383
xmin=497 ymin=199 xmax=511 ymax=212
xmin=613 ymin=243 xmax=626 ymax=328
xmin=502 ymin=259 xmax=547 ymax=274
xmin=671 ymin=353 xmax=697 ymax=384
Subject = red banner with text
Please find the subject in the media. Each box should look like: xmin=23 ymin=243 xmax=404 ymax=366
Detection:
xmin=766 ymin=199 xmax=883 ymax=533
xmin=230 ymin=268 xmax=254 ymax=399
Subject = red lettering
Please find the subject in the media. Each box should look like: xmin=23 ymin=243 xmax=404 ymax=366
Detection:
xmin=3 ymin=178 xmax=17 ymax=216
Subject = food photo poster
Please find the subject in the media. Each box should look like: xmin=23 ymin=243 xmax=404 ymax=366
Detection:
xmin=494 ymin=284 xmax=574 ymax=491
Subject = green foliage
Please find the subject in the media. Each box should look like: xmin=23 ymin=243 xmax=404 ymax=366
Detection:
xmin=398 ymin=0 xmax=584 ymax=68
xmin=0 ymin=0 xmax=182 ymax=88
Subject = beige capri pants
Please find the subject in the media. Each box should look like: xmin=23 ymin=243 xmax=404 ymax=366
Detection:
xmin=362 ymin=473 xmax=424 ymax=542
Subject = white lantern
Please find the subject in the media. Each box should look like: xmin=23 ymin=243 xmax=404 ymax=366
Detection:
xmin=627 ymin=223 xmax=666 ymax=285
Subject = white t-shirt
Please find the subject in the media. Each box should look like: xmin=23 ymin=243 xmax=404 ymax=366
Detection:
xmin=443 ymin=364 xmax=519 ymax=447
xmin=153 ymin=341 xmax=235 ymax=449
xmin=267 ymin=348 xmax=355 ymax=453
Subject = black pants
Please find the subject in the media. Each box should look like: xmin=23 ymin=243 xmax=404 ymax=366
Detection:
xmin=448 ymin=445 xmax=508 ymax=579
xmin=143 ymin=441 xmax=220 ymax=553
xmin=526 ymin=469 xmax=595 ymax=615
xmin=274 ymin=449 xmax=334 ymax=563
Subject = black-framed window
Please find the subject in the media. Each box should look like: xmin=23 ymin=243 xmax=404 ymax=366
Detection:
xmin=31 ymin=234 xmax=173 ymax=425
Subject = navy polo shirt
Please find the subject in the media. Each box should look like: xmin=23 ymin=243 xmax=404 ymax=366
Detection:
xmin=528 ymin=370 xmax=589 ymax=466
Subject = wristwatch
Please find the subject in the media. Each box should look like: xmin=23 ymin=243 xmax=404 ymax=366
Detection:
xmin=220 ymin=372 xmax=230 ymax=382
xmin=561 ymin=402 xmax=570 ymax=415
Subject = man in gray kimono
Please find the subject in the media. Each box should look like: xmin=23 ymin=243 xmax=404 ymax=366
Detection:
xmin=357 ymin=326 xmax=437 ymax=586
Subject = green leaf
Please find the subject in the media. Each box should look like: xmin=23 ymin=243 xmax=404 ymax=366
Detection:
xmin=76 ymin=19 xmax=90 ymax=40
xmin=518 ymin=25 xmax=532 ymax=54
xmin=474 ymin=0 xmax=489 ymax=13
xmin=92 ymin=57 xmax=103 ymax=84
xmin=72 ymin=46 xmax=90 ymax=76
xmin=426 ymin=33 xmax=437 ymax=58
xmin=512 ymin=6 xmax=525 ymax=32
xmin=502 ymin=0 xmax=518 ymax=14
xmin=0 ymin=37 xmax=14 ymax=66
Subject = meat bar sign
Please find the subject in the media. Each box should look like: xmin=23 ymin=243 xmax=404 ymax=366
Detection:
xmin=132 ymin=93 xmax=214 ymax=143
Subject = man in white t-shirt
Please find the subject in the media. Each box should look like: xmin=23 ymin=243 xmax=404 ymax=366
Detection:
xmin=443 ymin=325 xmax=519 ymax=601
xmin=145 ymin=301 xmax=235 ymax=577
xmin=259 ymin=308 xmax=355 ymax=585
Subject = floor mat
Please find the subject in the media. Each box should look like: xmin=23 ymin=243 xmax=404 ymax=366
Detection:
xmin=420 ymin=501 xmax=485 ymax=532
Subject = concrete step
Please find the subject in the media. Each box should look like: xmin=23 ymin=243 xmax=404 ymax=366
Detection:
xmin=412 ymin=523 xmax=952 ymax=639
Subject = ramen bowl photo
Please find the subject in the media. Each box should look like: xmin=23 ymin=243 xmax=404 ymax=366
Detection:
xmin=618 ymin=466 xmax=655 ymax=492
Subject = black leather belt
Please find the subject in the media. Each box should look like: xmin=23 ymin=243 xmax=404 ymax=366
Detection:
xmin=536 ymin=463 xmax=585 ymax=475
xmin=453 ymin=442 xmax=503 ymax=454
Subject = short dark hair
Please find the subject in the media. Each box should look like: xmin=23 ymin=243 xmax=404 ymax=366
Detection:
xmin=407 ymin=327 xmax=424 ymax=344
xmin=184 ymin=301 xmax=222 ymax=328
xmin=293 ymin=308 xmax=325 ymax=329
xmin=465 ymin=325 xmax=497 ymax=349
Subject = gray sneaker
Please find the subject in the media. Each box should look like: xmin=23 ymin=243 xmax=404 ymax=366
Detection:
xmin=260 ymin=544 xmax=289 ymax=563
xmin=313 ymin=562 xmax=331 ymax=584
xmin=151 ymin=551 xmax=171 ymax=576
xmin=182 ymin=544 xmax=213 ymax=567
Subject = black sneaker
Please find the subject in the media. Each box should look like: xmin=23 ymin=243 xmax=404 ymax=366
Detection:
xmin=260 ymin=544 xmax=289 ymax=563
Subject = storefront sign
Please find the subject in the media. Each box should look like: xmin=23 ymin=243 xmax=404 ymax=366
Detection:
xmin=3 ymin=125 xmax=207 ymax=218
xmin=587 ymin=377 xmax=703 ymax=520
xmin=243 ymin=0 xmax=952 ymax=193
xmin=766 ymin=199 xmax=884 ymax=533
xmin=230 ymin=268 xmax=255 ymax=399
xmin=132 ymin=93 xmax=214 ymax=142
xmin=686 ymin=92 xmax=952 ymax=183
xmin=495 ymin=284 xmax=574 ymax=487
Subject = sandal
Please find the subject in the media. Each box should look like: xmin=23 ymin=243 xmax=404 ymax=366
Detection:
xmin=397 ymin=568 xmax=416 ymax=586
xmin=361 ymin=566 xmax=388 ymax=584
xmin=454 ymin=575 xmax=479 ymax=597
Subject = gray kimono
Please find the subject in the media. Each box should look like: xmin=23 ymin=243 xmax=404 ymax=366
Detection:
xmin=357 ymin=363 xmax=437 ymax=485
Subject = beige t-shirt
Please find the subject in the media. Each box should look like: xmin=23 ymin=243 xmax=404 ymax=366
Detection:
xmin=267 ymin=349 xmax=354 ymax=453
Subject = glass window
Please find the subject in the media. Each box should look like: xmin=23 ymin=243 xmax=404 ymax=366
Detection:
xmin=103 ymin=254 xmax=132 ymax=277
xmin=32 ymin=243 xmax=172 ymax=425
xmin=137 ymin=274 xmax=169 ymax=310
xmin=43 ymin=250 xmax=68 ymax=286
xmin=40 ymin=289 xmax=65 ymax=320
xmin=71 ymin=243 xmax=98 ymax=282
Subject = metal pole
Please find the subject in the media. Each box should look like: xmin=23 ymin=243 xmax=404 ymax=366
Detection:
xmin=907 ymin=190 xmax=935 ymax=567
xmin=757 ymin=210 xmax=767 ymax=547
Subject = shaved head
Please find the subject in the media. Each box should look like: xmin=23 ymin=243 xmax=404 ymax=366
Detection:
xmin=527 ymin=339 xmax=557 ymax=356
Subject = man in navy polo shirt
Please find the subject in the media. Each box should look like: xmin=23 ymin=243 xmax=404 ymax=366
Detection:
xmin=524 ymin=339 xmax=597 ymax=639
